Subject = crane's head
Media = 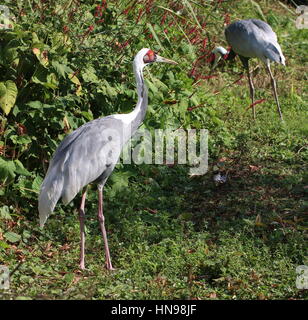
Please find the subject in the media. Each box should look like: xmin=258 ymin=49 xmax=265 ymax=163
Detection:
xmin=134 ymin=48 xmax=177 ymax=70
xmin=211 ymin=46 xmax=229 ymax=69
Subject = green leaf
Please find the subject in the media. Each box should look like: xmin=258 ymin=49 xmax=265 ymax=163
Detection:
xmin=145 ymin=79 xmax=158 ymax=95
xmin=22 ymin=230 xmax=31 ymax=239
xmin=52 ymin=61 xmax=72 ymax=78
xmin=32 ymin=66 xmax=58 ymax=89
xmin=0 ymin=157 xmax=16 ymax=183
xmin=2 ymin=46 xmax=19 ymax=65
xmin=32 ymin=65 xmax=48 ymax=84
xmin=80 ymin=111 xmax=94 ymax=121
xmin=179 ymin=99 xmax=187 ymax=116
xmin=31 ymin=32 xmax=40 ymax=44
xmin=4 ymin=231 xmax=21 ymax=243
xmin=153 ymin=78 xmax=168 ymax=92
xmin=32 ymin=175 xmax=43 ymax=192
xmin=191 ymin=96 xmax=199 ymax=106
xmin=147 ymin=23 xmax=164 ymax=51
xmin=101 ymin=80 xmax=117 ymax=97
xmin=14 ymin=160 xmax=31 ymax=176
xmin=64 ymin=273 xmax=74 ymax=284
xmin=10 ymin=135 xmax=32 ymax=145
xmin=0 ymin=205 xmax=12 ymax=219
xmin=109 ymin=171 xmax=131 ymax=196
xmin=46 ymin=73 xmax=58 ymax=89
xmin=0 ymin=80 xmax=18 ymax=115
xmin=82 ymin=66 xmax=99 ymax=83
xmin=0 ymin=240 xmax=10 ymax=249
xmin=179 ymin=212 xmax=193 ymax=220
xmin=27 ymin=101 xmax=43 ymax=109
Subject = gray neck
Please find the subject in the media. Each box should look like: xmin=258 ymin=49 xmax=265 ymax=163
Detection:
xmin=129 ymin=64 xmax=148 ymax=134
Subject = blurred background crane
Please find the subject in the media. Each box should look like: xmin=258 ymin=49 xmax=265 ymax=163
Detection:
xmin=212 ymin=19 xmax=285 ymax=120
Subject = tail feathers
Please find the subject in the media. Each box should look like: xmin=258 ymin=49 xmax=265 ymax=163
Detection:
xmin=38 ymin=174 xmax=64 ymax=227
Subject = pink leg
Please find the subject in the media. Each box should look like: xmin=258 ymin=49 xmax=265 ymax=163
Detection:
xmin=97 ymin=186 xmax=115 ymax=270
xmin=266 ymin=62 xmax=283 ymax=121
xmin=246 ymin=64 xmax=255 ymax=119
xmin=79 ymin=190 xmax=87 ymax=270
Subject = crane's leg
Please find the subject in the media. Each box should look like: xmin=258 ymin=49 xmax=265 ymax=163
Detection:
xmin=240 ymin=56 xmax=255 ymax=119
xmin=265 ymin=62 xmax=283 ymax=121
xmin=247 ymin=67 xmax=256 ymax=119
xmin=97 ymin=186 xmax=115 ymax=270
xmin=79 ymin=189 xmax=87 ymax=270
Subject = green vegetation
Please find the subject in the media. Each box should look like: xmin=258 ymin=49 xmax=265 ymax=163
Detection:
xmin=0 ymin=0 xmax=307 ymax=299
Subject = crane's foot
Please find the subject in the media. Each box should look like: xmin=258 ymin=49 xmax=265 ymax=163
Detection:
xmin=106 ymin=266 xmax=116 ymax=271
xmin=79 ymin=261 xmax=85 ymax=270
xmin=252 ymin=109 xmax=256 ymax=120
xmin=105 ymin=260 xmax=116 ymax=271
xmin=278 ymin=110 xmax=284 ymax=122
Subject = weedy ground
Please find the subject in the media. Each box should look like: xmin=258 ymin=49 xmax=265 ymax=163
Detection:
xmin=0 ymin=0 xmax=307 ymax=299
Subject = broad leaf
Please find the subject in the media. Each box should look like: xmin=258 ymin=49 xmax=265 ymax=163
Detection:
xmin=27 ymin=101 xmax=42 ymax=109
xmin=0 ymin=157 xmax=16 ymax=183
xmin=0 ymin=240 xmax=10 ymax=249
xmin=14 ymin=160 xmax=31 ymax=176
xmin=32 ymin=175 xmax=43 ymax=192
xmin=0 ymin=80 xmax=18 ymax=115
xmin=32 ymin=66 xmax=58 ymax=89
xmin=52 ymin=61 xmax=72 ymax=78
xmin=4 ymin=231 xmax=21 ymax=243
xmin=32 ymin=47 xmax=49 ymax=67
xmin=82 ymin=66 xmax=99 ymax=83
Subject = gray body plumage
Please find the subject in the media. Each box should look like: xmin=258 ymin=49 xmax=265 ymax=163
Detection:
xmin=39 ymin=57 xmax=149 ymax=227
xmin=224 ymin=19 xmax=285 ymax=65
xmin=39 ymin=117 xmax=125 ymax=226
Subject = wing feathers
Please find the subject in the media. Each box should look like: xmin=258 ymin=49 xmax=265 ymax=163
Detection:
xmin=38 ymin=117 xmax=124 ymax=226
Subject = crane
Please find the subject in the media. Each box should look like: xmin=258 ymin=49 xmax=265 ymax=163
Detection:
xmin=38 ymin=48 xmax=177 ymax=270
xmin=212 ymin=19 xmax=285 ymax=120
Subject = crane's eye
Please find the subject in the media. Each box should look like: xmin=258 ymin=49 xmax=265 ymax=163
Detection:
xmin=143 ymin=50 xmax=156 ymax=63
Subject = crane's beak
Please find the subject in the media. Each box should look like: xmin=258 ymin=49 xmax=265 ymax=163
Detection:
xmin=211 ymin=53 xmax=221 ymax=70
xmin=156 ymin=55 xmax=178 ymax=65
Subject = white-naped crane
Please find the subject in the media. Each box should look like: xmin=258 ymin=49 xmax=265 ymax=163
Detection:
xmin=212 ymin=19 xmax=285 ymax=120
xmin=38 ymin=48 xmax=177 ymax=270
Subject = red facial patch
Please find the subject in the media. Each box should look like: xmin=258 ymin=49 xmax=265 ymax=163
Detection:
xmin=143 ymin=49 xmax=156 ymax=63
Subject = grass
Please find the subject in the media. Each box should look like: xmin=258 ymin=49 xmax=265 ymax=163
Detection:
xmin=1 ymin=113 xmax=307 ymax=299
xmin=0 ymin=0 xmax=307 ymax=299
